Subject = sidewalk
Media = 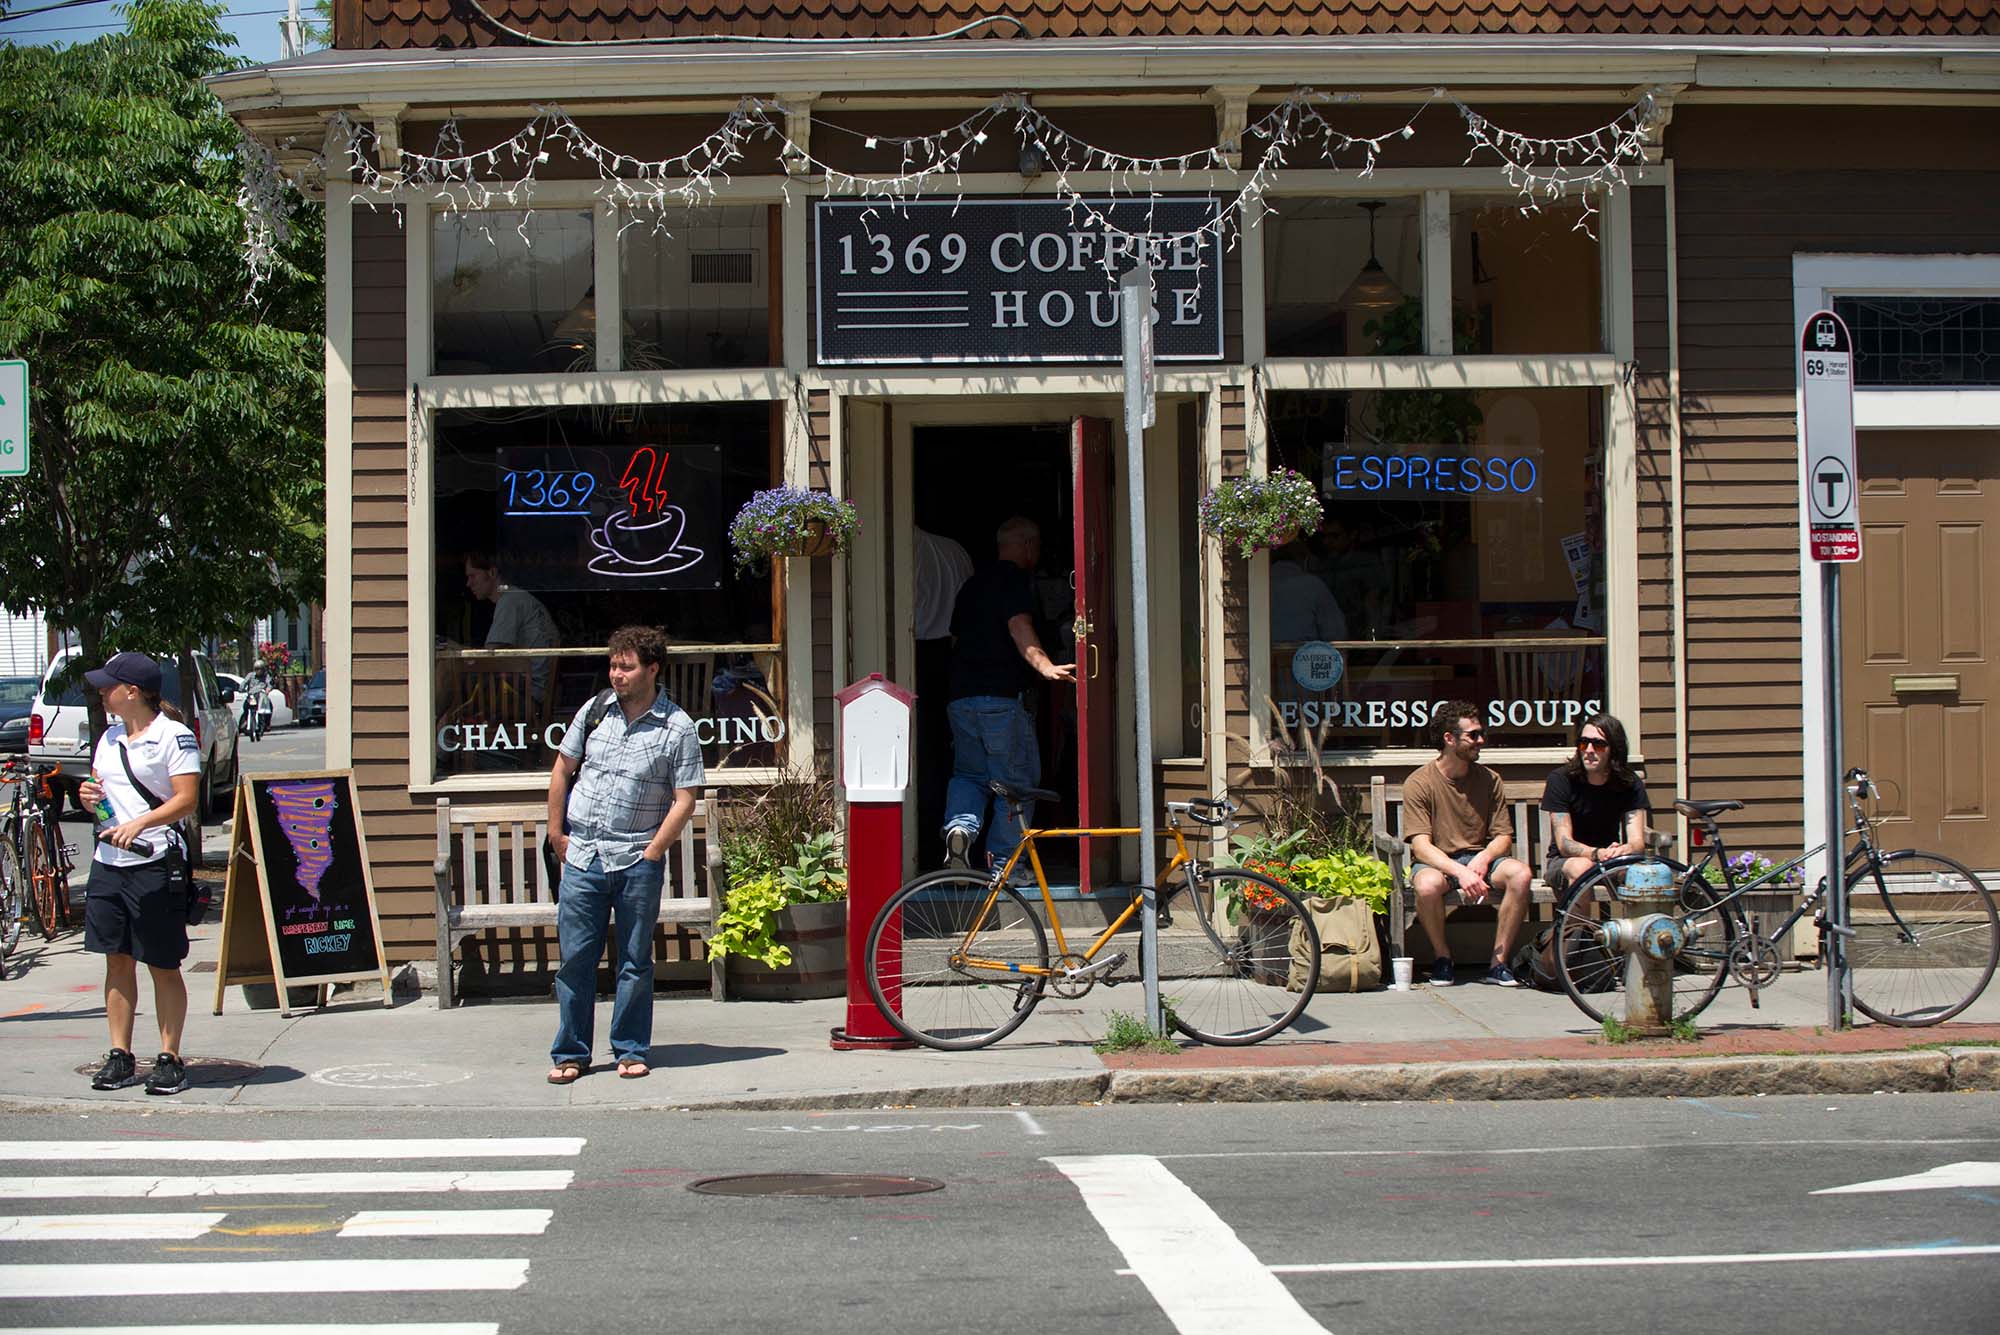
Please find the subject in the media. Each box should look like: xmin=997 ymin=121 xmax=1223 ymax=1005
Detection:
xmin=4 ymin=913 xmax=1997 ymax=1113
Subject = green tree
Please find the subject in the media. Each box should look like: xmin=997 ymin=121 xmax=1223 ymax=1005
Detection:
xmin=0 ymin=0 xmax=323 ymax=738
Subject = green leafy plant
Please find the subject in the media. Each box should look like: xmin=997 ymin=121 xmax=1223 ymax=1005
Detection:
xmin=1093 ymin=1009 xmax=1180 ymax=1055
xmin=710 ymin=771 xmax=846 ymax=969
xmin=1197 ymin=468 xmax=1325 ymax=559
xmin=1360 ymin=296 xmax=1484 ymax=447
xmin=1669 ymin=1016 xmax=1701 ymax=1043
xmin=1697 ymin=850 xmax=1804 ymax=890
xmin=1600 ymin=1014 xmax=1637 ymax=1044
xmin=1288 ymin=849 xmax=1392 ymax=915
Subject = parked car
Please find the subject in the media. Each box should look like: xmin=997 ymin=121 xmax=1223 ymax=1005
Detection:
xmin=220 ymin=672 xmax=295 ymax=734
xmin=297 ymin=668 xmax=326 ymax=727
xmin=29 ymin=648 xmax=240 ymax=817
xmin=0 ymin=675 xmax=38 ymax=753
xmin=216 ymin=671 xmax=243 ymax=701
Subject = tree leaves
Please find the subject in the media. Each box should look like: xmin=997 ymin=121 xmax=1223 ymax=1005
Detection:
xmin=0 ymin=0 xmax=323 ymax=685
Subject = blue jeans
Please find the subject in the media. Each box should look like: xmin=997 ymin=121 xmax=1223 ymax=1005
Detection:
xmin=550 ymin=853 xmax=664 ymax=1065
xmin=943 ymin=695 xmax=1041 ymax=870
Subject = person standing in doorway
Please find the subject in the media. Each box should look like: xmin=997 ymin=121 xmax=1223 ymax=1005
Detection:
xmin=544 ymin=626 xmax=703 ymax=1084
xmin=941 ymin=517 xmax=1075 ymax=874
xmin=913 ymin=526 xmax=974 ymax=867
xmin=1401 ymin=701 xmax=1533 ymax=987
xmin=77 ymin=653 xmax=201 ymax=1096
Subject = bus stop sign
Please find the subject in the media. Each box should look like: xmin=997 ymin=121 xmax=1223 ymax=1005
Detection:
xmin=0 ymin=360 xmax=26 ymax=478
xmin=1799 ymin=311 xmax=1860 ymax=563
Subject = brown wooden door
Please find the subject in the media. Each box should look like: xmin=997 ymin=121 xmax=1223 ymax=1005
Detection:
xmin=1841 ymin=430 xmax=2000 ymax=868
xmin=1072 ymin=416 xmax=1116 ymax=892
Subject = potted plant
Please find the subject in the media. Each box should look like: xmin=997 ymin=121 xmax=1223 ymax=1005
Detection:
xmin=709 ymin=772 xmax=849 ymax=999
xmin=1197 ymin=468 xmax=1324 ymax=559
xmin=728 ymin=487 xmax=861 ymax=571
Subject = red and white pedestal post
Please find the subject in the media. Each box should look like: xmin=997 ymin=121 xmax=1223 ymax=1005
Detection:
xmin=830 ymin=674 xmax=917 ymax=1050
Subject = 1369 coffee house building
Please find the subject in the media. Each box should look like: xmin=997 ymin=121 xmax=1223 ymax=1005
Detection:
xmin=215 ymin=0 xmax=2000 ymax=983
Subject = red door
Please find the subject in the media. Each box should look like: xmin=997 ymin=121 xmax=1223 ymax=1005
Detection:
xmin=1072 ymin=416 xmax=1117 ymax=892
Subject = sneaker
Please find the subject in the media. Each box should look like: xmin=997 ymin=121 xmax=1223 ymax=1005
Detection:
xmin=1483 ymin=962 xmax=1524 ymax=987
xmin=90 ymin=1048 xmax=139 ymax=1090
xmin=1428 ymin=956 xmax=1455 ymax=987
xmin=942 ymin=826 xmax=974 ymax=870
xmin=144 ymin=1052 xmax=188 ymax=1096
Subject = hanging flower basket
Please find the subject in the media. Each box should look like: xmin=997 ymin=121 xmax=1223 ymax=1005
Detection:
xmin=729 ymin=487 xmax=861 ymax=571
xmin=1197 ymin=468 xmax=1324 ymax=559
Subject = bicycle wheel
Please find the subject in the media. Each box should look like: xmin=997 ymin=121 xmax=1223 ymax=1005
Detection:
xmin=864 ymin=870 xmax=1049 ymax=1051
xmin=1157 ymin=868 xmax=1317 ymax=1046
xmin=1552 ymin=859 xmax=1735 ymax=1025
xmin=26 ymin=817 xmax=63 ymax=940
xmin=1846 ymin=850 xmax=1999 ymax=1026
xmin=0 ymin=831 xmax=24 ymax=961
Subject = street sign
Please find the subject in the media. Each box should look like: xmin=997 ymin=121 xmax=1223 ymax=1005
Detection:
xmin=0 ymin=360 xmax=27 ymax=478
xmin=1799 ymin=311 xmax=1860 ymax=563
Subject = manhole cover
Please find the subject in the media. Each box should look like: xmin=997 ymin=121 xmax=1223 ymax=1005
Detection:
xmin=73 ymin=1057 xmax=263 ymax=1087
xmin=687 ymin=1173 xmax=945 ymax=1198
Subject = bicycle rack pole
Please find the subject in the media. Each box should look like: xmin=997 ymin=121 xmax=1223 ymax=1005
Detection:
xmin=1597 ymin=860 xmax=1685 ymax=1038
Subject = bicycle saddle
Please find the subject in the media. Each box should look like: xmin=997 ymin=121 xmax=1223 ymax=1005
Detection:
xmin=1674 ymin=798 xmax=1744 ymax=818
xmin=990 ymin=779 xmax=1060 ymax=804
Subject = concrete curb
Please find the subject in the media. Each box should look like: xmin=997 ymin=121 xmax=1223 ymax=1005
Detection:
xmin=2 ymin=1050 xmax=1992 ymax=1116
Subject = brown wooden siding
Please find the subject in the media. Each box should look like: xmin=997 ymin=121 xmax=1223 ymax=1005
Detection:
xmin=1631 ymin=184 xmax=1678 ymax=808
xmin=1671 ymin=140 xmax=2000 ymax=856
xmin=809 ymin=388 xmax=837 ymax=763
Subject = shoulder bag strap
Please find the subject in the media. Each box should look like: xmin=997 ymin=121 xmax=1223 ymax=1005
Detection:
xmin=114 ymin=739 xmax=187 ymax=867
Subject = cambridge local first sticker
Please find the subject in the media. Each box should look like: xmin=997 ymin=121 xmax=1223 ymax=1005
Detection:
xmin=1292 ymin=641 xmax=1345 ymax=693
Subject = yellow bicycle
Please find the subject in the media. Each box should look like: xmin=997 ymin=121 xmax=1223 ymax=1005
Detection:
xmin=863 ymin=784 xmax=1321 ymax=1049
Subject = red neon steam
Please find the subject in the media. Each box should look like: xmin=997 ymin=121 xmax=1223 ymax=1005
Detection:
xmin=618 ymin=447 xmax=672 ymax=518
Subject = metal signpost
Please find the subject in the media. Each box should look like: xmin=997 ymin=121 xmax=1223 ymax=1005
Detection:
xmin=1799 ymin=309 xmax=1860 ymax=1029
xmin=0 ymin=360 xmax=28 ymax=478
xmin=1120 ymin=263 xmax=1162 ymax=1032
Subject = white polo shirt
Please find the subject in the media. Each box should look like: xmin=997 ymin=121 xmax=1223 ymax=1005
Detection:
xmin=92 ymin=713 xmax=200 ymax=868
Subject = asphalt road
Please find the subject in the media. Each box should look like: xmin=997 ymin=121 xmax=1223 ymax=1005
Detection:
xmin=2 ymin=1094 xmax=1997 ymax=1333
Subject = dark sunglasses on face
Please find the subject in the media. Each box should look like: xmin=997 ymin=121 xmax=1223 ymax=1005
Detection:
xmin=1579 ymin=737 xmax=1610 ymax=751
xmin=1455 ymin=730 xmax=1486 ymax=741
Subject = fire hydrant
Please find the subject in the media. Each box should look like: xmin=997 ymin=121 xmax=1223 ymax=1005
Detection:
xmin=1595 ymin=861 xmax=1687 ymax=1037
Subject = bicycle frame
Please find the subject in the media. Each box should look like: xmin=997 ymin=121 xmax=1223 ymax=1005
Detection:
xmin=1678 ymin=780 xmax=1892 ymax=949
xmin=954 ymin=820 xmax=1200 ymax=979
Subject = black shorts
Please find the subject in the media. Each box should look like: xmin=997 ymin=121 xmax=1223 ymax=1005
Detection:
xmin=85 ymin=853 xmax=189 ymax=969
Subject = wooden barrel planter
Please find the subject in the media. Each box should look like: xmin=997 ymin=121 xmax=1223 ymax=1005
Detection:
xmin=724 ymin=899 xmax=848 ymax=1000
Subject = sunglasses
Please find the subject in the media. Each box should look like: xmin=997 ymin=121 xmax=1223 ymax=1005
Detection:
xmin=1455 ymin=729 xmax=1486 ymax=741
xmin=1579 ymin=737 xmax=1610 ymax=751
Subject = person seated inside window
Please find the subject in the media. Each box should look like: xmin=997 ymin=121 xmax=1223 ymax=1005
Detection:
xmin=1270 ymin=538 xmax=1348 ymax=644
xmin=1542 ymin=712 xmax=1650 ymax=894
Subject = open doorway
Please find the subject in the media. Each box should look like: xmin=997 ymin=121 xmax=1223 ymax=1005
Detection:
xmin=912 ymin=423 xmax=1082 ymax=882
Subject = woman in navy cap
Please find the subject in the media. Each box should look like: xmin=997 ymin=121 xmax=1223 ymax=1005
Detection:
xmin=76 ymin=652 xmax=201 ymax=1096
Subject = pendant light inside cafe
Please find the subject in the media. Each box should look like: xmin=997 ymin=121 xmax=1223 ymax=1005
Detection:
xmin=1339 ymin=200 xmax=1404 ymax=312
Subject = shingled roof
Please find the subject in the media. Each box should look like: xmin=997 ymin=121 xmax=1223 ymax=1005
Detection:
xmin=334 ymin=0 xmax=2000 ymax=51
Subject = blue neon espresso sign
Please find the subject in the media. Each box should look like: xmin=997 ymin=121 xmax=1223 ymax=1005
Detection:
xmin=1331 ymin=450 xmax=1539 ymax=500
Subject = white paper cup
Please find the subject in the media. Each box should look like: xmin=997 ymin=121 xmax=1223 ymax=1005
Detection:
xmin=1391 ymin=957 xmax=1415 ymax=991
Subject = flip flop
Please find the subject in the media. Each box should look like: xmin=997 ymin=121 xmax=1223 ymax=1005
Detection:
xmin=547 ymin=1060 xmax=586 ymax=1085
xmin=616 ymin=1059 xmax=650 ymax=1079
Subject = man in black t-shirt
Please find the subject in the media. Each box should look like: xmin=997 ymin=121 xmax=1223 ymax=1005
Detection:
xmin=1542 ymin=713 xmax=1651 ymax=893
xmin=941 ymin=517 xmax=1075 ymax=874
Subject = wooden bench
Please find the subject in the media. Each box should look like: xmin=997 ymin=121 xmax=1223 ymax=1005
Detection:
xmin=433 ymin=797 xmax=726 ymax=1008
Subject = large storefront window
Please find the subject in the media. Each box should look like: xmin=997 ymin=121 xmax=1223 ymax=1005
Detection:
xmin=432 ymin=403 xmax=784 ymax=777
xmin=1264 ymin=197 xmax=1423 ymax=357
xmin=1265 ymin=386 xmax=1605 ymax=751
xmin=433 ymin=211 xmax=596 ymax=375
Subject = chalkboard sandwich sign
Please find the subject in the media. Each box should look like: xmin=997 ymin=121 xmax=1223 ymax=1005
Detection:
xmin=212 ymin=770 xmax=392 ymax=1016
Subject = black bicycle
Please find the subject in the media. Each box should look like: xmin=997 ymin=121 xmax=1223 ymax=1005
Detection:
xmin=1549 ymin=767 xmax=1998 ymax=1027
xmin=0 ymin=760 xmax=77 ymax=943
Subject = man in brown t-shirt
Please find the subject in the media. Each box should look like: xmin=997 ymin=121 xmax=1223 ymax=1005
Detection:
xmin=1402 ymin=701 xmax=1532 ymax=987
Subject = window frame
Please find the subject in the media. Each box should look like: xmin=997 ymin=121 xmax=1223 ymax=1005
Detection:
xmin=406 ymin=188 xmax=804 ymax=795
xmin=1242 ymin=179 xmax=1645 ymax=768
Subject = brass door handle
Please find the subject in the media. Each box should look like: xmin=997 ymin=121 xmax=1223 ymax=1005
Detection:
xmin=1891 ymin=674 xmax=1960 ymax=694
xmin=1089 ymin=643 xmax=1100 ymax=680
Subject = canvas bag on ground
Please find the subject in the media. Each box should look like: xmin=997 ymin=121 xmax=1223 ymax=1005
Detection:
xmin=1288 ymin=894 xmax=1382 ymax=992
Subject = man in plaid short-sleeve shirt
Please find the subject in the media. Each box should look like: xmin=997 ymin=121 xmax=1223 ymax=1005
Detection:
xmin=545 ymin=626 xmax=704 ymax=1083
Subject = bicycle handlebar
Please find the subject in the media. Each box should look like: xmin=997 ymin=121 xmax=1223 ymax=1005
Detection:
xmin=1166 ymin=797 xmax=1237 ymax=828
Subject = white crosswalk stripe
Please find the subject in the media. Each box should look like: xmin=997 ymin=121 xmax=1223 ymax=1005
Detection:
xmin=1 ymin=1259 xmax=532 ymax=1298
xmin=0 ymin=1139 xmax=585 ymax=1163
xmin=0 ymin=1213 xmax=222 ymax=1241
xmin=0 ymin=1170 xmax=574 ymax=1199
xmin=0 ymin=1135 xmax=583 ymax=1327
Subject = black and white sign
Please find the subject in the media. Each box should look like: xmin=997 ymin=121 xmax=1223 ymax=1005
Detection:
xmin=813 ymin=197 xmax=1225 ymax=365
xmin=1799 ymin=310 xmax=1862 ymax=564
